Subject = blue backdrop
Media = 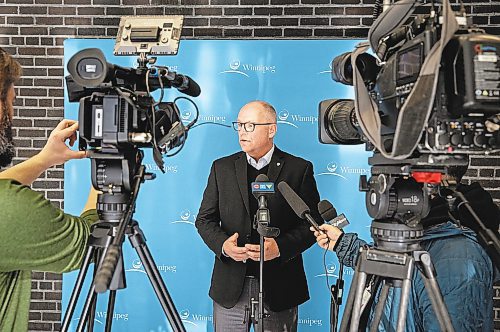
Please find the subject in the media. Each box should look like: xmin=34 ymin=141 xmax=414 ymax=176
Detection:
xmin=63 ymin=39 xmax=372 ymax=331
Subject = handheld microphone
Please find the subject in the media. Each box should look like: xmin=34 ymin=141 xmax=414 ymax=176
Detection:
xmin=318 ymin=200 xmax=350 ymax=229
xmin=277 ymin=181 xmax=322 ymax=232
xmin=251 ymin=174 xmax=275 ymax=209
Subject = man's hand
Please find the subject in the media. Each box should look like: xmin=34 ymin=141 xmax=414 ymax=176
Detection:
xmin=311 ymin=224 xmax=342 ymax=251
xmin=222 ymin=233 xmax=249 ymax=262
xmin=245 ymin=238 xmax=280 ymax=261
xmin=38 ymin=119 xmax=86 ymax=168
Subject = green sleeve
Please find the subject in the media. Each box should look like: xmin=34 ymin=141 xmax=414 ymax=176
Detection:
xmin=0 ymin=179 xmax=98 ymax=273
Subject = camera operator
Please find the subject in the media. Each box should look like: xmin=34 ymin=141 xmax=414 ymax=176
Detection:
xmin=0 ymin=47 xmax=99 ymax=331
xmin=312 ymin=165 xmax=499 ymax=331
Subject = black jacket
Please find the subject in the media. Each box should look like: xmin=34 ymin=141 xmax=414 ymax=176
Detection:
xmin=195 ymin=147 xmax=321 ymax=311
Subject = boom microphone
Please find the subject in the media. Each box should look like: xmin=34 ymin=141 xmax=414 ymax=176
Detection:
xmin=158 ymin=68 xmax=201 ymax=97
xmin=170 ymin=73 xmax=201 ymax=97
xmin=277 ymin=181 xmax=321 ymax=232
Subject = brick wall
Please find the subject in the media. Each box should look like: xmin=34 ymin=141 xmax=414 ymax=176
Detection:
xmin=0 ymin=0 xmax=499 ymax=330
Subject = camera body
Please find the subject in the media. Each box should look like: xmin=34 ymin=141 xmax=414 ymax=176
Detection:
xmin=66 ymin=16 xmax=200 ymax=193
xmin=319 ymin=14 xmax=500 ymax=157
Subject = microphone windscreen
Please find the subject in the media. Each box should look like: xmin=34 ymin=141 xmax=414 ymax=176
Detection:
xmin=183 ymin=75 xmax=201 ymax=97
xmin=318 ymin=200 xmax=337 ymax=221
xmin=277 ymin=181 xmax=310 ymax=218
xmin=255 ymin=174 xmax=269 ymax=182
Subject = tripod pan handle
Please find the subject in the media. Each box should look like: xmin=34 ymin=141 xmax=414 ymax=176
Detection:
xmin=94 ymin=245 xmax=121 ymax=293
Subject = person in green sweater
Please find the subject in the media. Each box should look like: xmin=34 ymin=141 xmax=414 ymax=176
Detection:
xmin=0 ymin=48 xmax=99 ymax=331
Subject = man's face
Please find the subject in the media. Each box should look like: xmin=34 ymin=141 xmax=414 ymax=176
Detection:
xmin=0 ymin=84 xmax=16 ymax=167
xmin=236 ymin=104 xmax=276 ymax=159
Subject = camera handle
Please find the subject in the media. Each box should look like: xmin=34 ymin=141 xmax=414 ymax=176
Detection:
xmin=60 ymin=165 xmax=186 ymax=332
xmin=251 ymin=206 xmax=280 ymax=332
xmin=454 ymin=191 xmax=500 ymax=270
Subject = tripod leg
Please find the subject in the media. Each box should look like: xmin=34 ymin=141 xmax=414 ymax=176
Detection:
xmin=60 ymin=245 xmax=95 ymax=332
xmin=105 ymin=290 xmax=117 ymax=332
xmin=76 ymin=286 xmax=97 ymax=332
xmin=128 ymin=224 xmax=186 ymax=332
xmin=87 ymin=293 xmax=97 ymax=332
xmin=339 ymin=268 xmax=361 ymax=332
xmin=369 ymin=282 xmax=390 ymax=332
xmin=418 ymin=253 xmax=455 ymax=332
xmin=396 ymin=278 xmax=411 ymax=332
xmin=330 ymin=285 xmax=339 ymax=332
xmin=349 ymin=271 xmax=368 ymax=332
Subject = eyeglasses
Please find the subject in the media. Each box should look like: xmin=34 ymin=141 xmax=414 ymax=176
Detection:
xmin=232 ymin=122 xmax=276 ymax=132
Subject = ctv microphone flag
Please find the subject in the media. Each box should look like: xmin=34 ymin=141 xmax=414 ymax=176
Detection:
xmin=251 ymin=182 xmax=275 ymax=196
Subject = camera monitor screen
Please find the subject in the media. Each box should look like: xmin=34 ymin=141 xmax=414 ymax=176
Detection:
xmin=114 ymin=16 xmax=183 ymax=56
xmin=397 ymin=44 xmax=422 ymax=83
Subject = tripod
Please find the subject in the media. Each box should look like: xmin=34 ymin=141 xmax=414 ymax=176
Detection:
xmin=61 ymin=156 xmax=186 ymax=332
xmin=339 ymin=221 xmax=455 ymax=332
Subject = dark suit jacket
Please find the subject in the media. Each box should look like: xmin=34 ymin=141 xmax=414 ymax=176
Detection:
xmin=195 ymin=147 xmax=321 ymax=312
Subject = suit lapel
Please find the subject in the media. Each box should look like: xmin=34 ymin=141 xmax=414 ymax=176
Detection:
xmin=235 ymin=153 xmax=250 ymax=216
xmin=267 ymin=147 xmax=285 ymax=183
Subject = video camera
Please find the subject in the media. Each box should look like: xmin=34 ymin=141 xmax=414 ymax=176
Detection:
xmin=66 ymin=16 xmax=200 ymax=192
xmin=319 ymin=0 xmax=500 ymax=226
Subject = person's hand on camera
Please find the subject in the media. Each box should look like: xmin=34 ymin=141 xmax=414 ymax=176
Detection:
xmin=222 ymin=233 xmax=249 ymax=262
xmin=38 ymin=119 xmax=86 ymax=168
xmin=311 ymin=224 xmax=343 ymax=251
xmin=245 ymin=238 xmax=280 ymax=261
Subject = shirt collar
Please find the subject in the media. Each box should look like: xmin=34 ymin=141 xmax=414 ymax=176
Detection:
xmin=246 ymin=145 xmax=274 ymax=170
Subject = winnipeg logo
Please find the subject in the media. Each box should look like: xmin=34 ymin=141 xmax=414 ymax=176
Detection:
xmin=319 ymin=61 xmax=333 ymax=75
xmin=180 ymin=309 xmax=199 ymax=327
xmin=180 ymin=110 xmax=195 ymax=124
xmin=219 ymin=59 xmax=249 ymax=77
xmin=317 ymin=162 xmax=347 ymax=180
xmin=277 ymin=110 xmax=298 ymax=128
xmin=125 ymin=258 xmax=146 ymax=274
xmin=318 ymin=162 xmax=370 ymax=179
xmin=276 ymin=109 xmax=317 ymax=128
xmin=314 ymin=263 xmax=338 ymax=278
xmin=171 ymin=209 xmax=196 ymax=226
xmin=219 ymin=59 xmax=276 ymax=77
xmin=230 ymin=60 xmax=241 ymax=70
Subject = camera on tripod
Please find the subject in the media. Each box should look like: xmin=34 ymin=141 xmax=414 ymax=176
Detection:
xmin=62 ymin=17 xmax=196 ymax=332
xmin=319 ymin=1 xmax=500 ymax=225
xmin=66 ymin=16 xmax=200 ymax=187
xmin=317 ymin=3 xmax=500 ymax=330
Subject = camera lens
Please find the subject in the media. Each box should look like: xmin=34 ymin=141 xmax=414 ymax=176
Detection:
xmin=332 ymin=52 xmax=354 ymax=85
xmin=322 ymin=99 xmax=363 ymax=144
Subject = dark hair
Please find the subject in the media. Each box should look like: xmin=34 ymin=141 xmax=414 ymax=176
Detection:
xmin=0 ymin=48 xmax=22 ymax=103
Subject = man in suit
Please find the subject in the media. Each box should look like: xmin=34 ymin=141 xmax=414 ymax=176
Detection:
xmin=195 ymin=100 xmax=321 ymax=332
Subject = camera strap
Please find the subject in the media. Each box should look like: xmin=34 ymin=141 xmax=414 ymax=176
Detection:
xmin=352 ymin=0 xmax=459 ymax=160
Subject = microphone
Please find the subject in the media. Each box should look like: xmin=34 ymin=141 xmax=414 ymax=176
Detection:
xmin=318 ymin=200 xmax=350 ymax=229
xmin=158 ymin=68 xmax=201 ymax=97
xmin=252 ymin=174 xmax=280 ymax=237
xmin=277 ymin=181 xmax=322 ymax=232
xmin=170 ymin=73 xmax=201 ymax=97
xmin=251 ymin=174 xmax=274 ymax=209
